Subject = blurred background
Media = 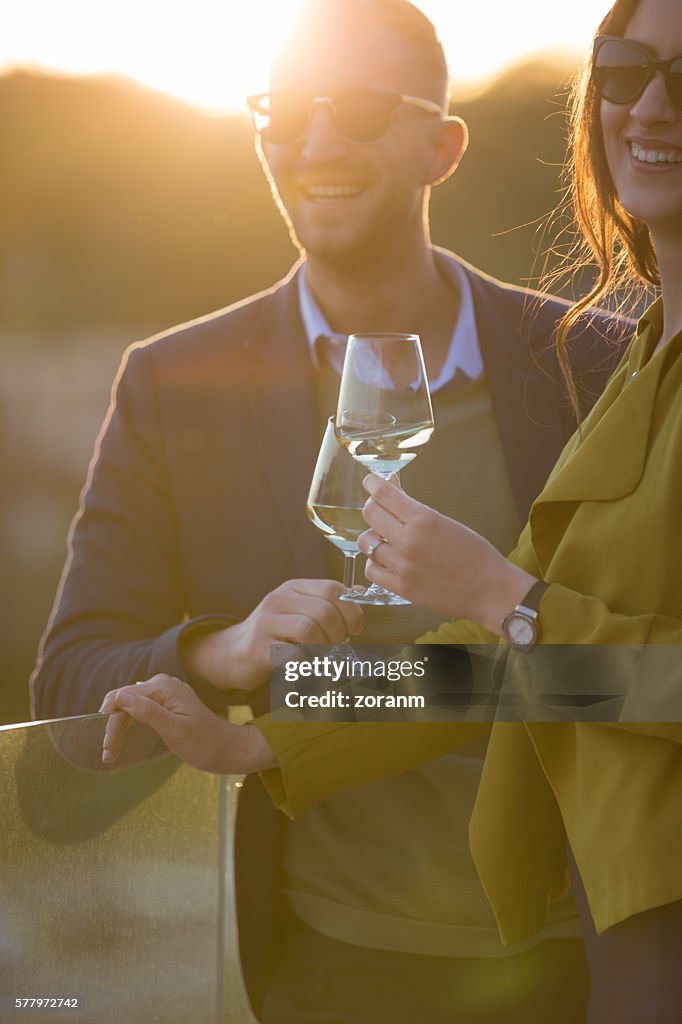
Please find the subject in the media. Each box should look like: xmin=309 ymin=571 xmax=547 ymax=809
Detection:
xmin=1 ymin=0 xmax=607 ymax=725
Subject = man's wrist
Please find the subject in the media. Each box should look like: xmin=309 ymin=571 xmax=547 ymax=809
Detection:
xmin=180 ymin=621 xmax=241 ymax=689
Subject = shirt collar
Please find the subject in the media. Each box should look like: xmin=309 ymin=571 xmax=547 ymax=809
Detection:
xmin=297 ymin=252 xmax=483 ymax=393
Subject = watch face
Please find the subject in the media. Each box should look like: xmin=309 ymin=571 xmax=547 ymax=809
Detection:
xmin=506 ymin=613 xmax=536 ymax=649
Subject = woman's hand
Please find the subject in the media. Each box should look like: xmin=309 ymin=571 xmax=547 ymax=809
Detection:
xmin=359 ymin=475 xmax=536 ymax=633
xmin=99 ymin=675 xmax=276 ymax=773
xmin=182 ymin=580 xmax=363 ymax=692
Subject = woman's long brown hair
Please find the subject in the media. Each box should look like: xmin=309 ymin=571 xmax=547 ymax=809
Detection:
xmin=550 ymin=0 xmax=660 ymax=421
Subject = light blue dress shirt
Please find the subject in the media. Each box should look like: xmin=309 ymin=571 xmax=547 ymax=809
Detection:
xmin=297 ymin=249 xmax=484 ymax=392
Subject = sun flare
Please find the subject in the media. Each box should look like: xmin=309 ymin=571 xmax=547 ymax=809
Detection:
xmin=2 ymin=0 xmax=606 ymax=112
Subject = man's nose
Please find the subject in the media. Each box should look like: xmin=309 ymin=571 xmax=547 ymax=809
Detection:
xmin=300 ymin=101 xmax=348 ymax=161
xmin=630 ymin=72 xmax=678 ymax=125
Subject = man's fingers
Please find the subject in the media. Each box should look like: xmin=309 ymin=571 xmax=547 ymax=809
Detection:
xmin=273 ymin=612 xmax=341 ymax=646
xmin=263 ymin=581 xmax=364 ymax=637
xmin=269 ymin=593 xmax=362 ymax=641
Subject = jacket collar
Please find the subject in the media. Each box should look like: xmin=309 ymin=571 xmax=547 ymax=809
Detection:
xmin=534 ymin=314 xmax=663 ymax=504
xmin=241 ymin=265 xmax=329 ymax=580
xmin=528 ymin=314 xmax=670 ymax=571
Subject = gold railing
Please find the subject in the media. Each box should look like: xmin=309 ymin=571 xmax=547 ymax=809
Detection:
xmin=0 ymin=714 xmax=256 ymax=1023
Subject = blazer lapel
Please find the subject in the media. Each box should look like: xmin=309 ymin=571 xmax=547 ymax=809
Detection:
xmin=462 ymin=262 xmax=567 ymax=521
xmin=243 ymin=268 xmax=330 ymax=580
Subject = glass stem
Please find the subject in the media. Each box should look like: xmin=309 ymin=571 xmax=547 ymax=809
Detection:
xmin=342 ymin=551 xmax=359 ymax=589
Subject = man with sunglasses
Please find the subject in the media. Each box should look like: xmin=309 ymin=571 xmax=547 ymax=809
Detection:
xmin=32 ymin=1 xmax=627 ymax=1021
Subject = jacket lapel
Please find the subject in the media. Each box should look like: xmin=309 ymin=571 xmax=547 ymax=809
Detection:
xmin=461 ymin=261 xmax=568 ymax=521
xmin=528 ymin=335 xmax=666 ymax=573
xmin=242 ymin=268 xmax=330 ymax=580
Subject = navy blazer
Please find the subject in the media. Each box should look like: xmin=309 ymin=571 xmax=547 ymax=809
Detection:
xmin=30 ymin=252 xmax=627 ymax=1017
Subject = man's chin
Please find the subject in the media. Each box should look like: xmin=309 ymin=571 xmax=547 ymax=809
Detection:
xmin=301 ymin=242 xmax=376 ymax=277
xmin=294 ymin=224 xmax=384 ymax=273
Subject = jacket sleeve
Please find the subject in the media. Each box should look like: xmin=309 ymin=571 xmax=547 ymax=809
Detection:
xmin=30 ymin=343 xmax=230 ymax=720
xmin=255 ymin=719 xmax=491 ymax=819
xmin=428 ymin=541 xmax=682 ymax=743
xmin=513 ymin=582 xmax=682 ymax=741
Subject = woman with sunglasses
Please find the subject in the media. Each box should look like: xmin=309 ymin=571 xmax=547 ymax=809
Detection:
xmin=357 ymin=0 xmax=681 ymax=1017
xmin=101 ymin=0 xmax=681 ymax=1017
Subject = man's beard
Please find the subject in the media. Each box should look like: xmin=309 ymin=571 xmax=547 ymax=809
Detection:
xmin=282 ymin=201 xmax=412 ymax=279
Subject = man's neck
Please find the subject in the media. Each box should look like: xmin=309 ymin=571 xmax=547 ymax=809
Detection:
xmin=303 ymin=244 xmax=461 ymax=382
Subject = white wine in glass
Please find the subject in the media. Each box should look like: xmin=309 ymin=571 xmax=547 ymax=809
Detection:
xmin=306 ymin=417 xmax=368 ymax=592
xmin=335 ymin=332 xmax=434 ymax=606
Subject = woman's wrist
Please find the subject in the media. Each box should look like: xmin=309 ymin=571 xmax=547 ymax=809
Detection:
xmin=215 ymin=720 xmax=277 ymax=774
xmin=474 ymin=560 xmax=538 ymax=638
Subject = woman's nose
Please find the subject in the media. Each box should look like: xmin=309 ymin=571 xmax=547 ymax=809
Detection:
xmin=630 ymin=71 xmax=679 ymax=125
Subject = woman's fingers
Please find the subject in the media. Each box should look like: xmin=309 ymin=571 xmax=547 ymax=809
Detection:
xmin=101 ymin=710 xmax=132 ymax=764
xmin=358 ymin=530 xmax=397 ymax=571
xmin=361 ymin=496 xmax=404 ymax=542
xmin=99 ymin=674 xmax=269 ymax=775
xmin=364 ymin=555 xmax=400 ymax=591
xmin=362 ymin=474 xmax=416 ymax=520
xmin=100 ymin=675 xmax=189 ymax=764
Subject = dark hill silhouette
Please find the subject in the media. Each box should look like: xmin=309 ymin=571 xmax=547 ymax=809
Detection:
xmin=1 ymin=61 xmax=576 ymax=338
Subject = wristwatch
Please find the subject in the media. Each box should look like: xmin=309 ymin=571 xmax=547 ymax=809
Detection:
xmin=501 ymin=580 xmax=549 ymax=652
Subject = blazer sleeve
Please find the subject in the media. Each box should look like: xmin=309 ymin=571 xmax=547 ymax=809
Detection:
xmin=30 ymin=343 xmax=230 ymax=720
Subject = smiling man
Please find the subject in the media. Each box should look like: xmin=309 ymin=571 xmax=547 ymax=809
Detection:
xmin=32 ymin=1 xmax=626 ymax=1021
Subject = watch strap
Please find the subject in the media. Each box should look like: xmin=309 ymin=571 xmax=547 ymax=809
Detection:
xmin=515 ymin=579 xmax=549 ymax=616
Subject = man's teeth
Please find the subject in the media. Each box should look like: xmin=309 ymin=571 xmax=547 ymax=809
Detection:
xmin=305 ymin=185 xmax=363 ymax=198
xmin=631 ymin=143 xmax=682 ymax=164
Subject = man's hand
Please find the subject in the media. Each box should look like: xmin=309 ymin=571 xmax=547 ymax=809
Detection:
xmin=182 ymin=580 xmax=363 ymax=692
xmin=99 ymin=674 xmax=276 ymax=773
xmin=359 ymin=475 xmax=535 ymax=634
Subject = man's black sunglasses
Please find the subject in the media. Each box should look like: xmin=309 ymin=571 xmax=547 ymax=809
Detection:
xmin=593 ymin=35 xmax=682 ymax=110
xmin=247 ymin=90 xmax=444 ymax=144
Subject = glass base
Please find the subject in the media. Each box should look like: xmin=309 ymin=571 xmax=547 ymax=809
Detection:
xmin=341 ymin=584 xmax=411 ymax=606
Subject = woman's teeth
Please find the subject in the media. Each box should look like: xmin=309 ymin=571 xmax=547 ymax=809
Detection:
xmin=631 ymin=143 xmax=682 ymax=164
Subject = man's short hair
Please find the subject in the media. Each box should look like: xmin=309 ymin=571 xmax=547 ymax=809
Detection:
xmin=275 ymin=0 xmax=450 ymax=107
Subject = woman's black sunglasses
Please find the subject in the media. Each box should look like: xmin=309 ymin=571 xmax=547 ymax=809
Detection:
xmin=593 ymin=35 xmax=682 ymax=110
xmin=247 ymin=90 xmax=443 ymax=145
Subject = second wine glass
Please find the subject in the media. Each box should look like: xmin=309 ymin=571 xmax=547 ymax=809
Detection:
xmin=306 ymin=417 xmax=368 ymax=594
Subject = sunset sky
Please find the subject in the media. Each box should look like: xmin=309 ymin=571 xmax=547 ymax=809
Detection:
xmin=2 ymin=0 xmax=612 ymax=112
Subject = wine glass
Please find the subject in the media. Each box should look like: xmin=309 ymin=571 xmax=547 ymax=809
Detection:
xmin=307 ymin=417 xmax=368 ymax=593
xmin=335 ymin=332 xmax=434 ymax=606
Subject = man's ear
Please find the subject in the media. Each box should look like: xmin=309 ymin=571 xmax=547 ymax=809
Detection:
xmin=424 ymin=116 xmax=469 ymax=186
